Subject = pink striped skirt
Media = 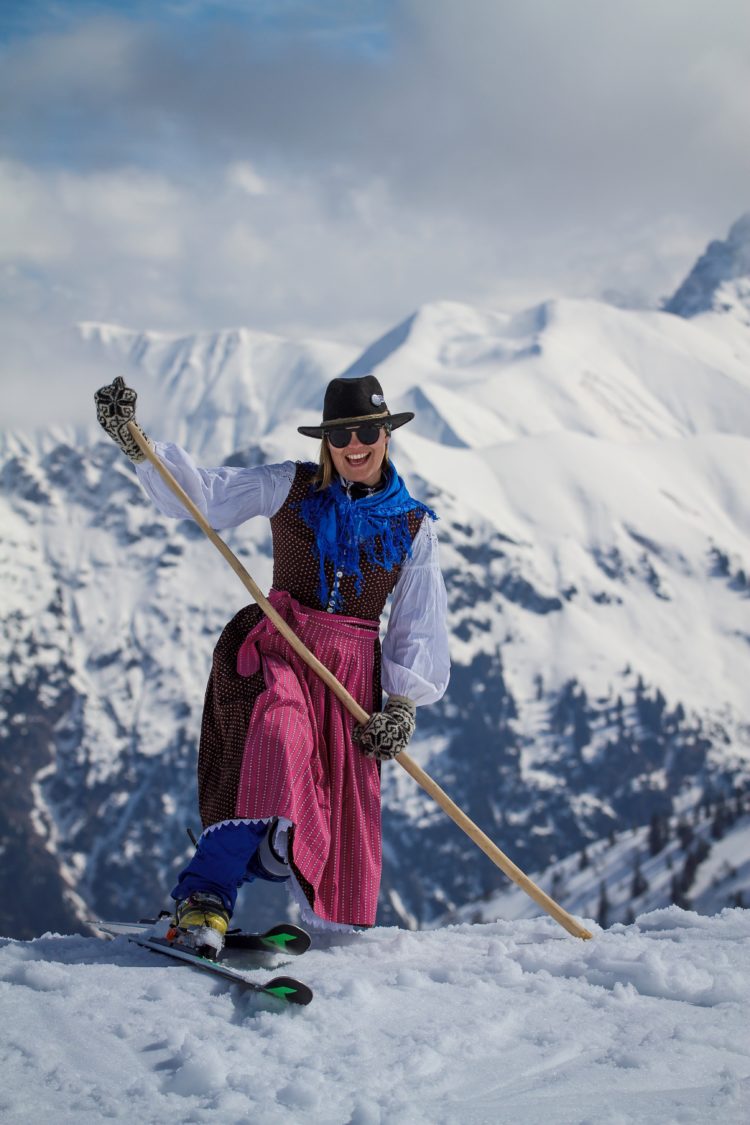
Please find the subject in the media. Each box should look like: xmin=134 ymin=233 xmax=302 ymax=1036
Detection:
xmin=234 ymin=590 xmax=381 ymax=927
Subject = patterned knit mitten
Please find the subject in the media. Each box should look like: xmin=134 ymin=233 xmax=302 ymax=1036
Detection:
xmin=353 ymin=695 xmax=416 ymax=761
xmin=94 ymin=376 xmax=150 ymax=462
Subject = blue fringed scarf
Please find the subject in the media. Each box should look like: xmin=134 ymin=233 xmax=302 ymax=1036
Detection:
xmin=298 ymin=460 xmax=437 ymax=611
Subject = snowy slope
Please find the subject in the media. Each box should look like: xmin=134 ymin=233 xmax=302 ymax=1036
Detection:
xmin=452 ymin=804 xmax=750 ymax=931
xmin=2 ymin=221 xmax=750 ymax=938
xmin=1 ymin=909 xmax=749 ymax=1124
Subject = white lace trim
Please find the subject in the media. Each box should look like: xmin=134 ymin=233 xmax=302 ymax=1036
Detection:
xmin=200 ymin=817 xmax=273 ymax=838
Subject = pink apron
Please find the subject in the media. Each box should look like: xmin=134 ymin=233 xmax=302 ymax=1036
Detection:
xmin=235 ymin=590 xmax=381 ymax=927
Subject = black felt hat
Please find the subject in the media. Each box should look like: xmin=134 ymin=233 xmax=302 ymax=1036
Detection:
xmin=298 ymin=374 xmax=414 ymax=439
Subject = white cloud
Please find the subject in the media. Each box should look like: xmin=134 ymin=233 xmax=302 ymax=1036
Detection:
xmin=0 ymin=161 xmax=73 ymax=261
xmin=226 ymin=161 xmax=268 ymax=197
xmin=59 ymin=168 xmax=185 ymax=259
xmin=0 ymin=161 xmax=185 ymax=265
xmin=5 ymin=3 xmax=748 ymax=229
xmin=0 ymin=1 xmax=748 ymax=428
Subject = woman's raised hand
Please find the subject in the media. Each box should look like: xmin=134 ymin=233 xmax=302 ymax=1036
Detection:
xmin=94 ymin=376 xmax=151 ymax=462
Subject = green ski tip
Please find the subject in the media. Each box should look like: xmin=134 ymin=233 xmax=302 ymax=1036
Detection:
xmin=262 ymin=975 xmax=313 ymax=1004
xmin=266 ymin=984 xmax=300 ymax=999
xmin=264 ymin=932 xmax=297 ymax=950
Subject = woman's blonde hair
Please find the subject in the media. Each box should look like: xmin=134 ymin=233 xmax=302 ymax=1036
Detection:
xmin=313 ymin=432 xmax=390 ymax=490
xmin=313 ymin=440 xmax=335 ymax=490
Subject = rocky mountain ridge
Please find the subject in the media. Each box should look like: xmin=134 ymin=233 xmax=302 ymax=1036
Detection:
xmin=664 ymin=211 xmax=750 ymax=320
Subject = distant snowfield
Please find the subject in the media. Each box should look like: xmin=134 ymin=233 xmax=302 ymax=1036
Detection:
xmin=1 ymin=908 xmax=748 ymax=1124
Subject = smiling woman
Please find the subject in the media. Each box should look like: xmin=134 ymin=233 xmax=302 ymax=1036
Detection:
xmin=299 ymin=374 xmax=415 ymax=488
xmin=94 ymin=370 xmax=450 ymax=954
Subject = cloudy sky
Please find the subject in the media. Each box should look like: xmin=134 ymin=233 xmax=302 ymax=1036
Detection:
xmin=2 ymin=0 xmax=749 ymax=421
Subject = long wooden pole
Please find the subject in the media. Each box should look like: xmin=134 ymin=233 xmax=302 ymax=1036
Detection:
xmin=128 ymin=423 xmax=593 ymax=940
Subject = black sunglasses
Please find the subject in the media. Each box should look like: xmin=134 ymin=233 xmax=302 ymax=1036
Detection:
xmin=325 ymin=422 xmax=389 ymax=449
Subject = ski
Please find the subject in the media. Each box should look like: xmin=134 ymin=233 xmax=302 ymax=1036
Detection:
xmin=129 ymin=933 xmax=313 ymax=1005
xmin=92 ymin=919 xmax=311 ymax=956
xmin=227 ymin=923 xmax=311 ymax=956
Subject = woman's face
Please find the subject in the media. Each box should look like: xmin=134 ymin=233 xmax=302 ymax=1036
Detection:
xmin=327 ymin=424 xmax=389 ymax=487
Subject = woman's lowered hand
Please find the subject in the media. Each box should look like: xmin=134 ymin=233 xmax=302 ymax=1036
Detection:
xmin=353 ymin=695 xmax=416 ymax=761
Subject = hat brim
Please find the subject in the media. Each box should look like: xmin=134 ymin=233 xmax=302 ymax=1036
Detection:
xmin=297 ymin=412 xmax=414 ymax=439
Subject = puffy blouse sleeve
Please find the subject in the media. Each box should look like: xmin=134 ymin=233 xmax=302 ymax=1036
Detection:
xmin=135 ymin=441 xmax=296 ymax=528
xmin=381 ymin=517 xmax=450 ymax=707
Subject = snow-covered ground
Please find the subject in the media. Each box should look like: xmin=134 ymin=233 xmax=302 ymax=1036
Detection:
xmin=1 ymin=908 xmax=748 ymax=1124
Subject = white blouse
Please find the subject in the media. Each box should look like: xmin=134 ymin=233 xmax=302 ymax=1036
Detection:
xmin=136 ymin=442 xmax=450 ymax=705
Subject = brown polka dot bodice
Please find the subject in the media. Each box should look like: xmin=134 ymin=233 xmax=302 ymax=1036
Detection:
xmin=270 ymin=462 xmax=424 ymax=620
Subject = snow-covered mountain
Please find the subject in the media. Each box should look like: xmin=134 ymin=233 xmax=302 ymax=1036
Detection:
xmin=2 ymin=219 xmax=750 ymax=939
xmin=77 ymin=321 xmax=358 ymax=462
